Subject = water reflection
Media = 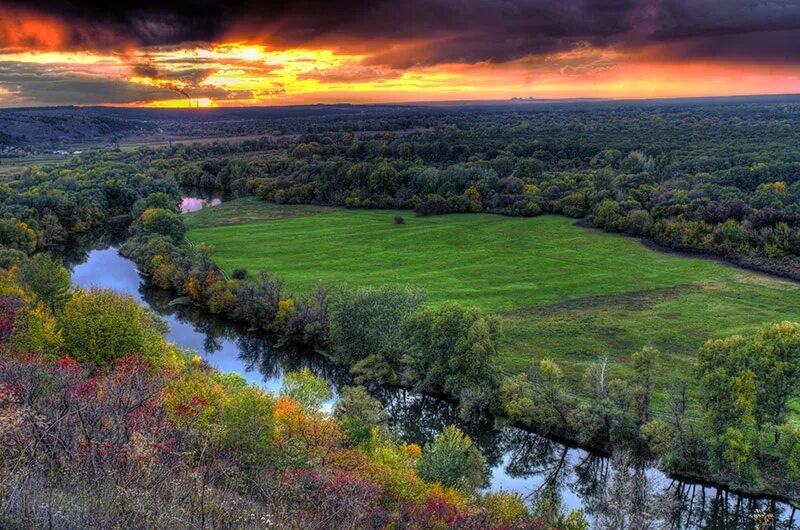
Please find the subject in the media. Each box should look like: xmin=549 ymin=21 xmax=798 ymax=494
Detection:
xmin=70 ymin=247 xmax=798 ymax=529
xmin=180 ymin=196 xmax=222 ymax=213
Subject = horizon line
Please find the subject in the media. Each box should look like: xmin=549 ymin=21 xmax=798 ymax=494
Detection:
xmin=2 ymin=92 xmax=800 ymax=112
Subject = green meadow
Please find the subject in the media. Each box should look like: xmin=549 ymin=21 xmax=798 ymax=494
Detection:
xmin=186 ymin=198 xmax=800 ymax=404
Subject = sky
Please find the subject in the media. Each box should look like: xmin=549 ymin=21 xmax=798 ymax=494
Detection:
xmin=0 ymin=0 xmax=799 ymax=107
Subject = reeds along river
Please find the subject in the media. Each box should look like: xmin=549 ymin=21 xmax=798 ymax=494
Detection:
xmin=65 ymin=198 xmax=799 ymax=529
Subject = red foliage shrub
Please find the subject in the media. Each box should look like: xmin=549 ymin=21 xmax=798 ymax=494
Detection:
xmin=274 ymin=468 xmax=387 ymax=529
xmin=0 ymin=352 xmax=181 ymax=479
xmin=0 ymin=296 xmax=23 ymax=341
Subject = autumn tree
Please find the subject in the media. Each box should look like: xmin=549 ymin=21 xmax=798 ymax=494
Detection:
xmin=0 ymin=219 xmax=37 ymax=254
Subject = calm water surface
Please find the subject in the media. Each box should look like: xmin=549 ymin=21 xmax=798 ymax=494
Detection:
xmin=69 ymin=198 xmax=798 ymax=529
xmin=180 ymin=196 xmax=223 ymax=213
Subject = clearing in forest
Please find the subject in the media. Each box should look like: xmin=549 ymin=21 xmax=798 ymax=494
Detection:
xmin=186 ymin=198 xmax=800 ymax=404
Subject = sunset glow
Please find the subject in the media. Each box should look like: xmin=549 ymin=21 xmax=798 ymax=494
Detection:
xmin=0 ymin=1 xmax=798 ymax=107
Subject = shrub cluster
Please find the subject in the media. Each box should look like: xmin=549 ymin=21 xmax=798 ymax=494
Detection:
xmin=0 ymin=270 xmax=567 ymax=528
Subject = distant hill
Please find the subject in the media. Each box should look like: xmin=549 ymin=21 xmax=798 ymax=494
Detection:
xmin=0 ymin=106 xmax=154 ymax=147
xmin=2 ymin=94 xmax=798 ymax=148
xmin=0 ymin=104 xmax=420 ymax=147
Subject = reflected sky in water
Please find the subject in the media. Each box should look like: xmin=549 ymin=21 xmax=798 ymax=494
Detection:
xmin=180 ymin=197 xmax=223 ymax=214
xmin=73 ymin=248 xmax=279 ymax=393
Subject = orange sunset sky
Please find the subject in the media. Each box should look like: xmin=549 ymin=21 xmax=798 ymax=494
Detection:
xmin=0 ymin=0 xmax=799 ymax=107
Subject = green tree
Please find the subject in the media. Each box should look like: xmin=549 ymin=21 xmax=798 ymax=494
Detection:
xmin=368 ymin=163 xmax=398 ymax=194
xmin=696 ymin=336 xmax=761 ymax=485
xmin=630 ymin=346 xmax=659 ymax=426
xmin=280 ymin=368 xmax=332 ymax=412
xmin=329 ymin=285 xmax=426 ymax=365
xmin=416 ymin=425 xmax=487 ymax=492
xmin=20 ymin=253 xmax=71 ymax=311
xmin=219 ymin=385 xmax=275 ymax=465
xmin=139 ymin=208 xmax=185 ymax=243
xmin=402 ymin=301 xmax=498 ymax=395
xmin=721 ymin=372 xmax=759 ymax=485
xmin=498 ymin=373 xmax=534 ymax=424
xmin=334 ymin=385 xmax=386 ymax=445
xmin=697 ymin=322 xmax=800 ymax=463
xmin=334 ymin=386 xmax=386 ymax=426
xmin=641 ymin=382 xmax=703 ymax=471
xmin=749 ymin=322 xmax=800 ymax=430
xmin=775 ymin=424 xmax=800 ymax=486
xmin=37 ymin=214 xmax=67 ymax=249
xmin=591 ymin=199 xmax=623 ymax=231
xmin=529 ymin=359 xmax=575 ymax=435
xmin=131 ymin=192 xmax=178 ymax=219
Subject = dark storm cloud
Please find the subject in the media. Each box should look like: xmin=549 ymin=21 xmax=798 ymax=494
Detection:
xmin=0 ymin=61 xmax=238 ymax=105
xmin=130 ymin=58 xmax=214 ymax=84
xmin=645 ymin=0 xmax=800 ymax=63
xmin=131 ymin=62 xmax=159 ymax=78
xmin=0 ymin=62 xmax=173 ymax=104
xmin=2 ymin=0 xmax=799 ymax=65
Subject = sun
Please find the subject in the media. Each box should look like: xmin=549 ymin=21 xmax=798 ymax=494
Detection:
xmin=240 ymin=47 xmax=263 ymax=61
xmin=127 ymin=97 xmax=216 ymax=108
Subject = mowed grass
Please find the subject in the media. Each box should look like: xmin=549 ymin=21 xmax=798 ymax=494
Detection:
xmin=186 ymin=199 xmax=800 ymax=405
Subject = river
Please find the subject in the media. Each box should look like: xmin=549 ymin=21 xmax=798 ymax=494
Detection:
xmin=68 ymin=198 xmax=798 ymax=529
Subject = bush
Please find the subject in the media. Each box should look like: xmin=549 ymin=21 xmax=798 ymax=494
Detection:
xmin=329 ymin=285 xmax=426 ymax=366
xmin=231 ymin=267 xmax=248 ymax=279
xmin=394 ymin=215 xmax=405 ymax=224
xmin=59 ymin=288 xmax=181 ymax=368
xmin=138 ymin=208 xmax=185 ymax=243
xmin=481 ymin=491 xmax=530 ymax=526
xmin=416 ymin=425 xmax=487 ymax=492
xmin=20 ymin=253 xmax=71 ymax=311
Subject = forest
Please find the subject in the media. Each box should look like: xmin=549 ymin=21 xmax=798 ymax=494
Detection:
xmin=1 ymin=97 xmax=800 ymax=527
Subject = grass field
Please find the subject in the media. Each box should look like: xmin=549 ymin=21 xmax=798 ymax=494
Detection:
xmin=186 ymin=198 xmax=800 ymax=405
